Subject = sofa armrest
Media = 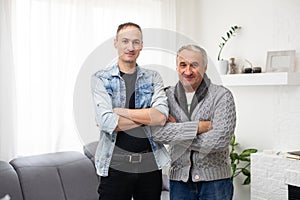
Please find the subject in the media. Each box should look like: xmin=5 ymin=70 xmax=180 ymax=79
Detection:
xmin=83 ymin=141 xmax=98 ymax=163
xmin=10 ymin=151 xmax=99 ymax=200
xmin=0 ymin=161 xmax=23 ymax=200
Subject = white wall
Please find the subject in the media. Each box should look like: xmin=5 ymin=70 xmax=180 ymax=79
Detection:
xmin=251 ymin=153 xmax=300 ymax=200
xmin=175 ymin=0 xmax=300 ymax=199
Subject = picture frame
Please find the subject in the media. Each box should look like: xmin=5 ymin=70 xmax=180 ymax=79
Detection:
xmin=266 ymin=50 xmax=296 ymax=72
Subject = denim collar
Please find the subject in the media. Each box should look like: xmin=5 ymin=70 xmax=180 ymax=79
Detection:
xmin=111 ymin=63 xmax=143 ymax=77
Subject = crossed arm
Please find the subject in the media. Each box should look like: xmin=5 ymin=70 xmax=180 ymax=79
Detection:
xmin=114 ymin=108 xmax=211 ymax=134
xmin=113 ymin=107 xmax=167 ymax=131
xmin=168 ymin=114 xmax=212 ymax=134
xmin=151 ymin=114 xmax=212 ymax=144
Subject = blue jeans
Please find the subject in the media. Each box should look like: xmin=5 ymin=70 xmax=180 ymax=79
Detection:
xmin=170 ymin=178 xmax=233 ymax=200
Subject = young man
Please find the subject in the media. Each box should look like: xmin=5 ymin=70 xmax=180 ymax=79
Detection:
xmin=152 ymin=44 xmax=236 ymax=200
xmin=91 ymin=22 xmax=170 ymax=200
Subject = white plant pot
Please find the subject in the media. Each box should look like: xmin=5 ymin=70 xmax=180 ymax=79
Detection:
xmin=217 ymin=60 xmax=229 ymax=75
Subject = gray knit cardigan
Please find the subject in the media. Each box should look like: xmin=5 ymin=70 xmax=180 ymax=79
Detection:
xmin=152 ymin=78 xmax=236 ymax=182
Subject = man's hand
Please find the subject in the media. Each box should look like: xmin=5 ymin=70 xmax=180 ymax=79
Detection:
xmin=168 ymin=115 xmax=177 ymax=123
xmin=197 ymin=121 xmax=212 ymax=134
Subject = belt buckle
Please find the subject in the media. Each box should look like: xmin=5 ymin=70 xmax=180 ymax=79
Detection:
xmin=129 ymin=153 xmax=142 ymax=163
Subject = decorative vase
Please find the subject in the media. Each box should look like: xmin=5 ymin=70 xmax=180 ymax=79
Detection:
xmin=217 ymin=60 xmax=229 ymax=75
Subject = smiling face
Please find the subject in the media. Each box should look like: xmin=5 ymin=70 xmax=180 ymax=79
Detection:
xmin=114 ymin=25 xmax=143 ymax=66
xmin=176 ymin=48 xmax=207 ymax=92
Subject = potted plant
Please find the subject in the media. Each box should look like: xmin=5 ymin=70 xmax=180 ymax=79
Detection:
xmin=217 ymin=25 xmax=241 ymax=74
xmin=230 ymin=134 xmax=257 ymax=185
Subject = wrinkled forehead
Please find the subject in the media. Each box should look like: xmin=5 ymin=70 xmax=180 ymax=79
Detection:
xmin=177 ymin=49 xmax=203 ymax=63
xmin=117 ymin=26 xmax=143 ymax=40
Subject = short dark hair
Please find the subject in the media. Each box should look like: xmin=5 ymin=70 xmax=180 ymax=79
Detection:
xmin=177 ymin=44 xmax=208 ymax=67
xmin=116 ymin=22 xmax=142 ymax=39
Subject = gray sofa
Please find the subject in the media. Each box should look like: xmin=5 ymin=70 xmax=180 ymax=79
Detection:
xmin=0 ymin=143 xmax=169 ymax=200
xmin=0 ymin=151 xmax=99 ymax=200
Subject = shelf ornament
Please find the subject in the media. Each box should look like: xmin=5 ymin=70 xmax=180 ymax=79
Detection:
xmin=217 ymin=25 xmax=241 ymax=61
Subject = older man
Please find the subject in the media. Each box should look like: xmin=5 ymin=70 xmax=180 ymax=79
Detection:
xmin=153 ymin=44 xmax=236 ymax=200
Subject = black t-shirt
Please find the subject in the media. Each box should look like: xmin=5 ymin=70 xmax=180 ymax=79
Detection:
xmin=114 ymin=71 xmax=152 ymax=153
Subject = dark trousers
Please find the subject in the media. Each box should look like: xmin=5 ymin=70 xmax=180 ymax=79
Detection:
xmin=98 ymin=167 xmax=162 ymax=200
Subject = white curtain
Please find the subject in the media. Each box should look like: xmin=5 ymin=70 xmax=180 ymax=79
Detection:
xmin=0 ymin=0 xmax=17 ymax=161
xmin=0 ymin=0 xmax=176 ymax=160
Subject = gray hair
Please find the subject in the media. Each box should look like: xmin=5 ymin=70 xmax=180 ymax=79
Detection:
xmin=177 ymin=44 xmax=208 ymax=67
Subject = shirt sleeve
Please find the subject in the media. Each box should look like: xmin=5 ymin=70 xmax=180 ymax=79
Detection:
xmin=91 ymin=74 xmax=119 ymax=135
xmin=151 ymin=121 xmax=198 ymax=143
xmin=150 ymin=71 xmax=169 ymax=118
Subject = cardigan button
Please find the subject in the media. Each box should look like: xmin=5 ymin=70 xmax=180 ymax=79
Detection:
xmin=194 ymin=175 xmax=200 ymax=180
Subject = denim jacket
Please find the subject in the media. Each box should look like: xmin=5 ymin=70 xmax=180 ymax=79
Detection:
xmin=91 ymin=64 xmax=170 ymax=176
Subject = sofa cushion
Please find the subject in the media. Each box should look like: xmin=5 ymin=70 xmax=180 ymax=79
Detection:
xmin=0 ymin=161 xmax=23 ymax=200
xmin=10 ymin=151 xmax=99 ymax=200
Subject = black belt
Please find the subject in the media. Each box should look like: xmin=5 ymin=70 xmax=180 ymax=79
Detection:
xmin=112 ymin=152 xmax=154 ymax=164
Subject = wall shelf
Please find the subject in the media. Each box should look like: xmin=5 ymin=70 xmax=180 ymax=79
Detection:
xmin=221 ymin=72 xmax=300 ymax=86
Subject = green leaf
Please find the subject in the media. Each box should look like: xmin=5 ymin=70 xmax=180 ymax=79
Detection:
xmin=231 ymin=163 xmax=236 ymax=172
xmin=231 ymin=135 xmax=236 ymax=145
xmin=217 ymin=25 xmax=241 ymax=64
xmin=250 ymin=149 xmax=258 ymax=153
xmin=240 ymin=149 xmax=258 ymax=157
xmin=242 ymin=168 xmax=250 ymax=176
xmin=239 ymin=156 xmax=250 ymax=162
xmin=230 ymin=152 xmax=239 ymax=161
xmin=233 ymin=143 xmax=239 ymax=146
xmin=243 ymin=176 xmax=250 ymax=185
xmin=229 ymin=130 xmax=256 ymax=185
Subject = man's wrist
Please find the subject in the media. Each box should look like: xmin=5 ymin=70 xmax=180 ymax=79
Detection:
xmin=114 ymin=108 xmax=130 ymax=119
